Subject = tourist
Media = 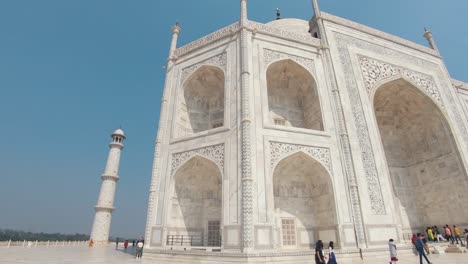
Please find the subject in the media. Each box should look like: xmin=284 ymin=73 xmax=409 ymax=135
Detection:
xmin=421 ymin=234 xmax=430 ymax=255
xmin=132 ymin=240 xmax=135 ymax=247
xmin=453 ymin=225 xmax=464 ymax=245
xmin=464 ymin=229 xmax=468 ymax=249
xmin=426 ymin=227 xmax=434 ymax=242
xmin=388 ymin=238 xmax=398 ymax=264
xmin=88 ymin=239 xmax=94 ymax=247
xmin=327 ymin=241 xmax=337 ymax=264
xmin=136 ymin=240 xmax=144 ymax=259
xmin=434 ymin=226 xmax=445 ymax=242
xmin=444 ymin=225 xmax=455 ymax=244
xmin=411 ymin=234 xmax=417 ymax=246
xmin=115 ymin=238 xmax=119 ymax=250
xmin=315 ymin=240 xmax=325 ymax=264
xmin=416 ymin=234 xmax=432 ymax=264
xmin=124 ymin=239 xmax=129 ymax=249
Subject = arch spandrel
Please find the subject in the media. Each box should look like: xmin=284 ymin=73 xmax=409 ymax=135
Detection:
xmin=269 ymin=142 xmax=332 ymax=176
xmin=359 ymin=56 xmax=443 ymax=108
xmin=170 ymin=144 xmax=225 ymax=177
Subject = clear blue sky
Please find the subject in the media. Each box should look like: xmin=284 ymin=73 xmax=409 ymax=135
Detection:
xmin=0 ymin=1 xmax=466 ymax=239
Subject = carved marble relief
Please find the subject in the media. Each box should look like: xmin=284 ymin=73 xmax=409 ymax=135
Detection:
xmin=334 ymin=32 xmax=468 ymax=215
xmin=270 ymin=141 xmax=332 ymax=174
xmin=180 ymin=52 xmax=227 ymax=84
xmin=170 ymin=144 xmax=224 ymax=176
xmin=263 ymin=49 xmax=316 ymax=76
xmin=358 ymin=56 xmax=443 ymax=107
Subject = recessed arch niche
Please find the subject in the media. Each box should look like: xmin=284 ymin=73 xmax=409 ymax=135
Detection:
xmin=273 ymin=151 xmax=336 ymax=248
xmin=374 ymin=78 xmax=468 ymax=231
xmin=266 ymin=60 xmax=323 ymax=130
xmin=176 ymin=65 xmax=225 ymax=138
xmin=168 ymin=155 xmax=222 ymax=246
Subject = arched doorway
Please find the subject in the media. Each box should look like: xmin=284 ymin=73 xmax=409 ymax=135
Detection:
xmin=176 ymin=66 xmax=225 ymax=137
xmin=374 ymin=78 xmax=468 ymax=232
xmin=168 ymin=156 xmax=222 ymax=247
xmin=273 ymin=152 xmax=336 ymax=249
xmin=266 ymin=60 xmax=323 ymax=130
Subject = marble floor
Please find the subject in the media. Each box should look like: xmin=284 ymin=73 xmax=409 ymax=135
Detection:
xmin=0 ymin=245 xmax=467 ymax=263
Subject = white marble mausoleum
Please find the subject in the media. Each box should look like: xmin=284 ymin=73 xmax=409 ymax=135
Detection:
xmin=143 ymin=1 xmax=468 ymax=262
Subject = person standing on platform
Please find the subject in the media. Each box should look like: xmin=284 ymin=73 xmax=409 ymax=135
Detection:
xmin=314 ymin=240 xmax=325 ymax=264
xmin=115 ymin=238 xmax=119 ymax=250
xmin=453 ymin=225 xmax=464 ymax=245
xmin=445 ymin=225 xmax=455 ymax=244
xmin=416 ymin=234 xmax=432 ymax=264
xmin=124 ymin=240 xmax=129 ymax=249
xmin=327 ymin=241 xmax=337 ymax=264
xmin=388 ymin=238 xmax=398 ymax=264
xmin=136 ymin=240 xmax=144 ymax=259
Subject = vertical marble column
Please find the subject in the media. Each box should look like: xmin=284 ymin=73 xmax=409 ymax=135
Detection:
xmin=239 ymin=0 xmax=254 ymax=252
xmin=311 ymin=0 xmax=367 ymax=247
xmin=144 ymin=22 xmax=181 ymax=247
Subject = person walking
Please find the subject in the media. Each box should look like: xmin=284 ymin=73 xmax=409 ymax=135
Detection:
xmin=327 ymin=241 xmax=337 ymax=264
xmin=136 ymin=240 xmax=144 ymax=259
xmin=115 ymin=238 xmax=119 ymax=250
xmin=388 ymin=238 xmax=398 ymax=264
xmin=416 ymin=234 xmax=432 ymax=264
xmin=453 ymin=225 xmax=464 ymax=245
xmin=427 ymin=227 xmax=434 ymax=242
xmin=315 ymin=240 xmax=325 ymax=264
xmin=421 ymin=234 xmax=430 ymax=255
xmin=464 ymin=229 xmax=468 ymax=249
xmin=445 ymin=225 xmax=455 ymax=244
xmin=124 ymin=240 xmax=129 ymax=249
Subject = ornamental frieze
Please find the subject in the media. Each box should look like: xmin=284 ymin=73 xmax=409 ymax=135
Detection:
xmin=170 ymin=144 xmax=224 ymax=176
xmin=270 ymin=141 xmax=332 ymax=174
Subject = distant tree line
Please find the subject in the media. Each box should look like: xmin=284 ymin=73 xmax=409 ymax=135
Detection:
xmin=0 ymin=229 xmax=89 ymax=241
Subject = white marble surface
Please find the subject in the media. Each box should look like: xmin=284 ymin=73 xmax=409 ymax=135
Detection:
xmin=2 ymin=244 xmax=468 ymax=263
xmin=0 ymin=245 xmax=140 ymax=264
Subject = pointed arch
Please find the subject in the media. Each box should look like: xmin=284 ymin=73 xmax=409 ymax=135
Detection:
xmin=167 ymin=155 xmax=223 ymax=246
xmin=266 ymin=59 xmax=323 ymax=130
xmin=176 ymin=65 xmax=225 ymax=137
xmin=373 ymin=78 xmax=468 ymax=232
xmin=272 ymin=151 xmax=337 ymax=248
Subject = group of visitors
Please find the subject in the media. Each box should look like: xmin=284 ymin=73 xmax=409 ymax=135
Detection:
xmin=425 ymin=225 xmax=465 ymax=245
xmin=314 ymin=240 xmax=337 ymax=264
xmin=116 ymin=237 xmax=144 ymax=258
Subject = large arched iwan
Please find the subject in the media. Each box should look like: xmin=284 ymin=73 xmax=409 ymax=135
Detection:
xmin=373 ymin=78 xmax=468 ymax=233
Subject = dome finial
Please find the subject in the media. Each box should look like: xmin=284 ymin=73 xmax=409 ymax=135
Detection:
xmin=276 ymin=8 xmax=281 ymax=20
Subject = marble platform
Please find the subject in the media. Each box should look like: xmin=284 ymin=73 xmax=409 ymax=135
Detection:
xmin=1 ymin=244 xmax=468 ymax=263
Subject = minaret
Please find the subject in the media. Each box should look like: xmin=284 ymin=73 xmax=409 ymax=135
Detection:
xmin=90 ymin=128 xmax=126 ymax=244
xmin=423 ymin=28 xmax=440 ymax=54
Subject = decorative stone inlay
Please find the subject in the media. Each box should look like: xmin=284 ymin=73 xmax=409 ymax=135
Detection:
xmin=358 ymin=56 xmax=443 ymax=107
xmin=321 ymin=12 xmax=438 ymax=57
xmin=333 ymin=31 xmax=468 ymax=215
xmin=170 ymin=144 xmax=224 ymax=176
xmin=174 ymin=23 xmax=239 ymax=58
xmin=270 ymin=142 xmax=332 ymax=173
xmin=263 ymin=49 xmax=316 ymax=75
xmin=248 ymin=21 xmax=321 ymax=47
xmin=180 ymin=52 xmax=227 ymax=84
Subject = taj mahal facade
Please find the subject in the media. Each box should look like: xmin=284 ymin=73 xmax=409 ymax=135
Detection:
xmin=140 ymin=1 xmax=468 ymax=262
